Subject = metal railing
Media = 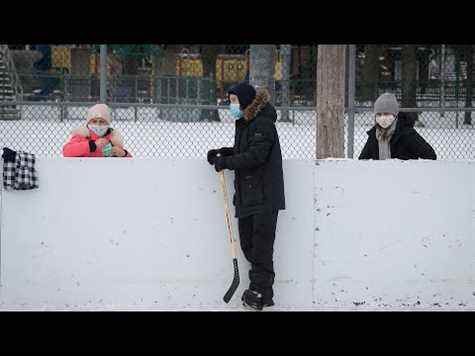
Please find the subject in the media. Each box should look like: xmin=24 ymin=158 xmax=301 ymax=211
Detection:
xmin=0 ymin=44 xmax=23 ymax=100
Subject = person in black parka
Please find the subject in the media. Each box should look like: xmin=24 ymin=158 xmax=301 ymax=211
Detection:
xmin=207 ymin=82 xmax=285 ymax=311
xmin=359 ymin=92 xmax=437 ymax=160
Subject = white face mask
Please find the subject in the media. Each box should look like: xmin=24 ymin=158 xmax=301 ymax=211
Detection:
xmin=375 ymin=114 xmax=396 ymax=129
xmin=88 ymin=124 xmax=109 ymax=137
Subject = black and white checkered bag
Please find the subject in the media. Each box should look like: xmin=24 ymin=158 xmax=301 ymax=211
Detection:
xmin=2 ymin=149 xmax=39 ymax=190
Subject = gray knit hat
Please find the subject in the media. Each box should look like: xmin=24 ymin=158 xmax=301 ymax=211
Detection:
xmin=373 ymin=93 xmax=399 ymax=115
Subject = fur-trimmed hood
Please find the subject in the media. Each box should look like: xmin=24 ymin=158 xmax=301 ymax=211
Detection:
xmin=243 ymin=89 xmax=274 ymax=122
xmin=69 ymin=126 xmax=124 ymax=147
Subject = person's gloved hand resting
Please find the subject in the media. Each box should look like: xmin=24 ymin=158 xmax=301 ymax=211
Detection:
xmin=207 ymin=147 xmax=233 ymax=165
xmin=207 ymin=149 xmax=220 ymax=165
xmin=207 ymin=148 xmax=231 ymax=172
xmin=213 ymin=156 xmax=227 ymax=172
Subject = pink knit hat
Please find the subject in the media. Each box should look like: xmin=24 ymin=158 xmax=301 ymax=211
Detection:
xmin=86 ymin=103 xmax=112 ymax=125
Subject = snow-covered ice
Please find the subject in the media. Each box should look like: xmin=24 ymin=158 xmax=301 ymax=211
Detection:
xmin=0 ymin=105 xmax=473 ymax=160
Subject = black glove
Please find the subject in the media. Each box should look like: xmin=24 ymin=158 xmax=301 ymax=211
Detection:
xmin=218 ymin=147 xmax=234 ymax=157
xmin=214 ymin=156 xmax=227 ymax=172
xmin=2 ymin=147 xmax=17 ymax=163
xmin=207 ymin=149 xmax=219 ymax=165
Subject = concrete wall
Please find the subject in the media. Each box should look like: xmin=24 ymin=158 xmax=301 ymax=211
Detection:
xmin=0 ymin=158 xmax=473 ymax=310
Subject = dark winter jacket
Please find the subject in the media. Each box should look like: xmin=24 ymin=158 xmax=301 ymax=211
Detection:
xmin=221 ymin=90 xmax=286 ymax=218
xmin=359 ymin=112 xmax=437 ymax=160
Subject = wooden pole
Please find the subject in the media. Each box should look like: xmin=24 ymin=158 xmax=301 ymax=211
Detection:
xmin=316 ymin=45 xmax=346 ymax=159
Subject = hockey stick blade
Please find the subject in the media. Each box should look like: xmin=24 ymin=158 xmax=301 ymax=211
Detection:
xmin=223 ymin=258 xmax=240 ymax=303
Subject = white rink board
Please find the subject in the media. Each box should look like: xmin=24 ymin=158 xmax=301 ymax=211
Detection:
xmin=0 ymin=158 xmax=474 ymax=310
xmin=313 ymin=159 xmax=475 ymax=309
xmin=0 ymin=159 xmax=314 ymax=310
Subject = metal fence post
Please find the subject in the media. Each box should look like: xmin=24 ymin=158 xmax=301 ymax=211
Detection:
xmin=347 ymin=44 xmax=356 ymax=159
xmin=89 ymin=75 xmax=93 ymax=101
xmin=440 ymin=44 xmax=445 ymax=118
xmin=455 ymin=57 xmax=460 ymax=128
xmin=100 ymin=44 xmax=107 ymax=103
xmin=197 ymin=77 xmax=201 ymax=104
xmin=59 ymin=101 xmax=64 ymax=122
xmin=186 ymin=77 xmax=190 ymax=103
xmin=160 ymin=77 xmax=165 ymax=103
xmin=135 ymin=75 xmax=138 ymax=103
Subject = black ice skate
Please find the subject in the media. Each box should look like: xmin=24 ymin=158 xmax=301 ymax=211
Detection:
xmin=262 ymin=299 xmax=274 ymax=308
xmin=242 ymin=289 xmax=263 ymax=311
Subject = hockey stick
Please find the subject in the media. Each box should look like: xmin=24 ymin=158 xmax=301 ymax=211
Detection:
xmin=218 ymin=170 xmax=240 ymax=303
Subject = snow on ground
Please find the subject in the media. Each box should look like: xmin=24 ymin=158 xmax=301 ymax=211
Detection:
xmin=0 ymin=105 xmax=473 ymax=160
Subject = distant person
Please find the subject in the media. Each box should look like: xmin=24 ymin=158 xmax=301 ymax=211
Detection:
xmin=32 ymin=45 xmax=52 ymax=72
xmin=31 ymin=44 xmax=58 ymax=98
xmin=63 ymin=103 xmax=132 ymax=158
xmin=359 ymin=93 xmax=436 ymax=160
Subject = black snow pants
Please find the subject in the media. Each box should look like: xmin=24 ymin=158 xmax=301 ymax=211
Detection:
xmin=238 ymin=210 xmax=279 ymax=302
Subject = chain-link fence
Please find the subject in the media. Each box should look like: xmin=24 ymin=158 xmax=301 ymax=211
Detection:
xmin=0 ymin=101 xmax=316 ymax=159
xmin=0 ymin=44 xmax=318 ymax=159
xmin=351 ymin=109 xmax=474 ymax=160
xmin=0 ymin=44 xmax=473 ymax=160
xmin=352 ymin=44 xmax=474 ymax=160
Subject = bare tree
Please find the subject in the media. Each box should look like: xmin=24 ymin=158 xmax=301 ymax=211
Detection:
xmin=316 ymin=45 xmax=346 ymax=159
xmin=361 ymin=45 xmax=383 ymax=102
xmin=148 ymin=45 xmax=183 ymax=120
xmin=71 ymin=47 xmax=91 ymax=77
xmin=151 ymin=47 xmax=165 ymax=103
xmin=249 ymin=45 xmax=275 ymax=101
xmin=200 ymin=44 xmax=224 ymax=121
xmin=158 ymin=45 xmax=182 ymax=77
xmin=401 ymin=45 xmax=418 ymax=122
xmin=70 ymin=47 xmax=92 ymax=101
xmin=418 ymin=45 xmax=432 ymax=95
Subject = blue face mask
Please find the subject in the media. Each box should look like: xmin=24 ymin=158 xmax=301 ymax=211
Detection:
xmin=229 ymin=103 xmax=243 ymax=119
xmin=88 ymin=124 xmax=109 ymax=137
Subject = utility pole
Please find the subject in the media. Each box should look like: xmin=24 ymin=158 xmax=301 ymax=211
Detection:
xmin=316 ymin=45 xmax=346 ymax=159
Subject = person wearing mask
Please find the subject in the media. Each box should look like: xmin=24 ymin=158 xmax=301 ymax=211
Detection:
xmin=207 ymin=82 xmax=285 ymax=311
xmin=359 ymin=93 xmax=436 ymax=160
xmin=63 ymin=103 xmax=132 ymax=158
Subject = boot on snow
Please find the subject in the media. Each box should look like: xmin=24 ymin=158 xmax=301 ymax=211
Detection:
xmin=242 ymin=289 xmax=263 ymax=311
xmin=262 ymin=299 xmax=274 ymax=308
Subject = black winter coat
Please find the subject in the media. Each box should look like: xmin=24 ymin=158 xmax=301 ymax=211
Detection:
xmin=359 ymin=112 xmax=437 ymax=160
xmin=222 ymin=90 xmax=285 ymax=218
